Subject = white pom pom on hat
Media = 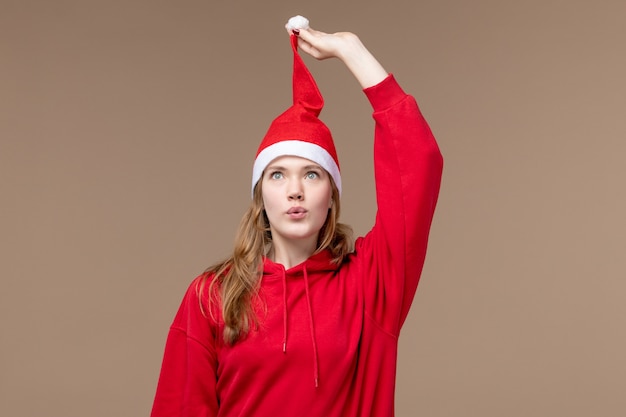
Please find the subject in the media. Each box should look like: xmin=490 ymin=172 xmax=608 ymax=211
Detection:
xmin=252 ymin=16 xmax=341 ymax=197
xmin=285 ymin=15 xmax=310 ymax=33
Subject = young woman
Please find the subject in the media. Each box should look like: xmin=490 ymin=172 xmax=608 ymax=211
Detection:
xmin=151 ymin=19 xmax=443 ymax=417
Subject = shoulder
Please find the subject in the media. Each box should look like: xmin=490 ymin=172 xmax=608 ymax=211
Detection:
xmin=171 ymin=271 xmax=221 ymax=330
xmin=184 ymin=271 xmax=216 ymax=304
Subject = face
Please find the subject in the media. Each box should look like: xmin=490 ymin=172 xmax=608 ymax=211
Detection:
xmin=261 ymin=155 xmax=333 ymax=250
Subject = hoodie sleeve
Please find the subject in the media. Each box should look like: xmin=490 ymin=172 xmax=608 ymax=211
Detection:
xmin=151 ymin=276 xmax=219 ymax=417
xmin=355 ymin=74 xmax=443 ymax=336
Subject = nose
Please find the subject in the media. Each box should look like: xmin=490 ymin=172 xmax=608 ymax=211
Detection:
xmin=288 ymin=190 xmax=304 ymax=201
xmin=288 ymin=180 xmax=304 ymax=201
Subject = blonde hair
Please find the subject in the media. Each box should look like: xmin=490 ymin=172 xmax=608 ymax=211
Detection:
xmin=197 ymin=176 xmax=353 ymax=345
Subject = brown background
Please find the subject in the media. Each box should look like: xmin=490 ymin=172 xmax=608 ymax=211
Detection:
xmin=2 ymin=0 xmax=625 ymax=416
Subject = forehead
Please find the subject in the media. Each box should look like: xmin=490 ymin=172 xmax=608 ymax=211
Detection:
xmin=266 ymin=155 xmax=322 ymax=169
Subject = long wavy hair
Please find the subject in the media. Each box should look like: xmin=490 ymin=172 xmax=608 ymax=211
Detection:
xmin=197 ymin=175 xmax=353 ymax=345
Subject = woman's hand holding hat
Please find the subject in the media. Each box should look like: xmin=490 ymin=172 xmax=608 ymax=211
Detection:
xmin=285 ymin=15 xmax=388 ymax=89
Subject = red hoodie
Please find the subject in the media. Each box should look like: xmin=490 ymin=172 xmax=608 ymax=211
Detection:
xmin=151 ymin=74 xmax=443 ymax=417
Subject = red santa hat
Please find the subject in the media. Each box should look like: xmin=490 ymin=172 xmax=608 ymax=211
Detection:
xmin=251 ymin=34 xmax=341 ymax=196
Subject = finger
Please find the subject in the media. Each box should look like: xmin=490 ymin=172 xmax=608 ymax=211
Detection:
xmin=297 ymin=27 xmax=327 ymax=42
xmin=295 ymin=29 xmax=327 ymax=56
xmin=294 ymin=27 xmax=312 ymax=41
xmin=296 ymin=38 xmax=321 ymax=59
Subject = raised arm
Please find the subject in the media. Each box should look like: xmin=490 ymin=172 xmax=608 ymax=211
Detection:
xmin=294 ymin=23 xmax=443 ymax=335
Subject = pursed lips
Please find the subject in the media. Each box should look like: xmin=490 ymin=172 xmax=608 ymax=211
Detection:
xmin=286 ymin=207 xmax=307 ymax=217
xmin=287 ymin=206 xmax=307 ymax=214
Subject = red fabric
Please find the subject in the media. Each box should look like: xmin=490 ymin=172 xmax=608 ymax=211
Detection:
xmin=151 ymin=74 xmax=443 ymax=417
xmin=256 ymin=35 xmax=338 ymax=167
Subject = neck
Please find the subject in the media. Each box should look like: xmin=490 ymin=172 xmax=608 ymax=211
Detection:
xmin=269 ymin=236 xmax=318 ymax=270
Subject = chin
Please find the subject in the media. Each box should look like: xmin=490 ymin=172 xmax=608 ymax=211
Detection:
xmin=272 ymin=226 xmax=320 ymax=243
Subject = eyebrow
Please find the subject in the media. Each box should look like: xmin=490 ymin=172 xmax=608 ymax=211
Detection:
xmin=266 ymin=164 xmax=323 ymax=171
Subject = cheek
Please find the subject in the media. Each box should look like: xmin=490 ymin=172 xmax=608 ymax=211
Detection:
xmin=261 ymin=182 xmax=278 ymax=206
xmin=261 ymin=184 xmax=286 ymax=225
xmin=262 ymin=193 xmax=277 ymax=216
xmin=313 ymin=186 xmax=333 ymax=211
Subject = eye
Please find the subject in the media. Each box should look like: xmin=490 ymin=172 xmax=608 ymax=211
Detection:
xmin=270 ymin=171 xmax=284 ymax=180
xmin=305 ymin=171 xmax=319 ymax=180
